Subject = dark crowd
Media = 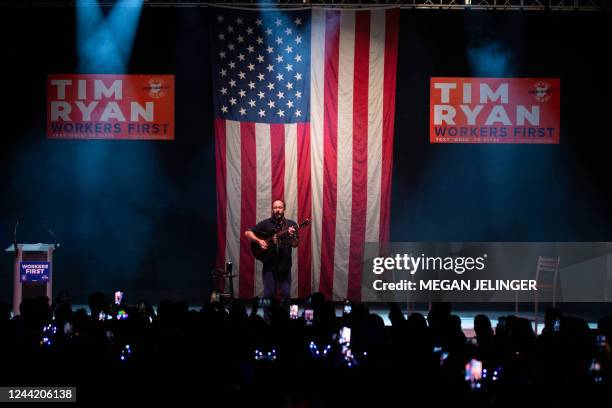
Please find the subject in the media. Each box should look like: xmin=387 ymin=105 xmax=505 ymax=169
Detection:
xmin=0 ymin=291 xmax=610 ymax=406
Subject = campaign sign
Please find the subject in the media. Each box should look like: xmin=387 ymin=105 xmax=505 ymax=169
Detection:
xmin=20 ymin=262 xmax=50 ymax=283
xmin=47 ymin=74 xmax=175 ymax=140
xmin=430 ymin=77 xmax=560 ymax=144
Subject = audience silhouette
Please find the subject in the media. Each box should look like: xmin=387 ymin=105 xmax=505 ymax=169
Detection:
xmin=0 ymin=293 xmax=609 ymax=405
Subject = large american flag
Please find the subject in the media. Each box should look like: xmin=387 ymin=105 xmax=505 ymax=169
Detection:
xmin=212 ymin=7 xmax=399 ymax=301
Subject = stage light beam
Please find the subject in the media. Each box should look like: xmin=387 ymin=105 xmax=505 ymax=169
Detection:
xmin=77 ymin=0 xmax=144 ymax=73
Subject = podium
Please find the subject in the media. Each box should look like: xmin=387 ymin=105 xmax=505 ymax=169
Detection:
xmin=5 ymin=243 xmax=58 ymax=315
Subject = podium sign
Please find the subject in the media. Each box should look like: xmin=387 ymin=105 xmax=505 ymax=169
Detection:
xmin=20 ymin=262 xmax=50 ymax=283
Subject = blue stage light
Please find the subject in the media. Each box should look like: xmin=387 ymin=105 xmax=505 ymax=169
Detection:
xmin=77 ymin=0 xmax=144 ymax=73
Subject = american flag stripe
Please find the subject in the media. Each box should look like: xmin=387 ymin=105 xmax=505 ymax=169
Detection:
xmin=254 ymin=123 xmax=271 ymax=298
xmin=319 ymin=10 xmax=340 ymax=300
xmin=214 ymin=118 xmax=227 ymax=292
xmin=238 ymin=122 xmax=256 ymax=299
xmin=296 ymin=122 xmax=312 ymax=298
xmin=347 ymin=10 xmax=371 ymax=301
xmin=270 ymin=125 xmax=285 ymax=202
xmin=333 ymin=10 xmax=356 ymax=300
xmin=381 ymin=9 xmax=399 ymax=246
xmin=365 ymin=10 xmax=385 ymax=259
xmin=213 ymin=8 xmax=399 ymax=301
xmin=309 ymin=8 xmax=325 ymax=297
xmin=225 ymin=119 xmax=242 ymax=296
xmin=282 ymin=124 xmax=299 ymax=298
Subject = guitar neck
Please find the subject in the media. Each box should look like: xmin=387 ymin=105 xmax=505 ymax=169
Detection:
xmin=267 ymin=226 xmax=294 ymax=241
xmin=264 ymin=220 xmax=308 ymax=243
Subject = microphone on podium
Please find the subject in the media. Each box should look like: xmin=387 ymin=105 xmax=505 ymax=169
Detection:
xmin=13 ymin=220 xmax=19 ymax=258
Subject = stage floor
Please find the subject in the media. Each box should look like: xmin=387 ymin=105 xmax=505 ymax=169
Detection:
xmin=263 ymin=305 xmax=598 ymax=336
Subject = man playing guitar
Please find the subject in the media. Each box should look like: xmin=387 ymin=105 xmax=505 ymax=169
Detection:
xmin=244 ymin=199 xmax=298 ymax=301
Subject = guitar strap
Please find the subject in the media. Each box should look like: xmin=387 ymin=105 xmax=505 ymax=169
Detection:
xmin=274 ymin=218 xmax=284 ymax=253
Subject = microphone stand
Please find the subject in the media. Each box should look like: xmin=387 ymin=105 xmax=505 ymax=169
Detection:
xmin=13 ymin=220 xmax=19 ymax=259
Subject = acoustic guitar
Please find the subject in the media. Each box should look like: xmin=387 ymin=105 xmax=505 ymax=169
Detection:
xmin=250 ymin=219 xmax=310 ymax=261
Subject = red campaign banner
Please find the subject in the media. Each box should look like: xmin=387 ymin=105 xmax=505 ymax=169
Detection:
xmin=47 ymin=74 xmax=174 ymax=140
xmin=430 ymin=77 xmax=560 ymax=144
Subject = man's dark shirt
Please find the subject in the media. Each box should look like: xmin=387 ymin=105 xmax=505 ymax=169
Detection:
xmin=251 ymin=217 xmax=298 ymax=276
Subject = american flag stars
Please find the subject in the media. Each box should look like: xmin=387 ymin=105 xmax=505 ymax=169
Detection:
xmin=213 ymin=11 xmax=309 ymax=123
